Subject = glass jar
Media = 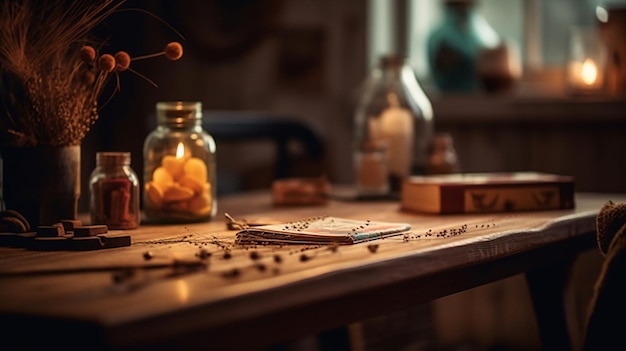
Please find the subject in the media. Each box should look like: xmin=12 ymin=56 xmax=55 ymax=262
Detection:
xmin=89 ymin=152 xmax=140 ymax=229
xmin=426 ymin=132 xmax=461 ymax=175
xmin=567 ymin=26 xmax=607 ymax=95
xmin=353 ymin=54 xmax=434 ymax=196
xmin=143 ymin=101 xmax=217 ymax=223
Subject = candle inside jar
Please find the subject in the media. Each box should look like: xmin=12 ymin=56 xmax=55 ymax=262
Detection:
xmin=145 ymin=142 xmax=213 ymax=218
xmin=161 ymin=143 xmax=187 ymax=180
xmin=569 ymin=58 xmax=603 ymax=90
xmin=581 ymin=59 xmax=598 ymax=85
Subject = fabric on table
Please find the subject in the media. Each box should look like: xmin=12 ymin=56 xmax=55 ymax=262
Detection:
xmin=584 ymin=201 xmax=626 ymax=350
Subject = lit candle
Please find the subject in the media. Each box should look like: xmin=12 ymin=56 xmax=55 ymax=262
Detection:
xmin=145 ymin=142 xmax=212 ymax=216
xmin=581 ymin=58 xmax=598 ymax=85
xmin=568 ymin=58 xmax=604 ymax=92
xmin=567 ymin=26 xmax=606 ymax=95
xmin=379 ymin=92 xmax=413 ymax=178
xmin=178 ymin=158 xmax=205 ymax=192
xmin=161 ymin=142 xmax=187 ymax=180
xmin=181 ymin=158 xmax=211 ymax=215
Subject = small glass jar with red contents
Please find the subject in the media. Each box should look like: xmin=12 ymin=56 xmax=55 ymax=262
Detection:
xmin=89 ymin=152 xmax=140 ymax=229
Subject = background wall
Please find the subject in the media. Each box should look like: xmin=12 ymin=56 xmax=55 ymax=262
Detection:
xmin=82 ymin=0 xmax=366 ymax=211
xmin=83 ymin=0 xmax=626 ymax=205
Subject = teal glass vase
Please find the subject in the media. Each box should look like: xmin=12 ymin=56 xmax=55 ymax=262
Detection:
xmin=427 ymin=0 xmax=500 ymax=93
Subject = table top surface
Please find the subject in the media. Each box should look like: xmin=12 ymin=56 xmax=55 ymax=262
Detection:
xmin=1 ymin=190 xmax=624 ymax=349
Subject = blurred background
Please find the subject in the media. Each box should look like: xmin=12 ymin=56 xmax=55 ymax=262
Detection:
xmin=86 ymin=0 xmax=626 ymax=205
xmin=83 ymin=1 xmax=626 ymax=350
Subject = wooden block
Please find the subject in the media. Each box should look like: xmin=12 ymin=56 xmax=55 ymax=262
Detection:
xmin=74 ymin=225 xmax=108 ymax=237
xmin=98 ymin=233 xmax=131 ymax=249
xmin=70 ymin=236 xmax=104 ymax=250
xmin=36 ymin=224 xmax=65 ymax=237
xmin=60 ymin=219 xmax=82 ymax=231
xmin=0 ymin=232 xmax=36 ymax=247
xmin=31 ymin=236 xmax=72 ymax=250
xmin=272 ymin=177 xmax=330 ymax=206
xmin=70 ymin=234 xmax=131 ymax=250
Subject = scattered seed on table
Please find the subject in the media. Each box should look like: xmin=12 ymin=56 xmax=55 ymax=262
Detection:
xmin=222 ymin=268 xmax=240 ymax=278
xmin=197 ymin=249 xmax=211 ymax=259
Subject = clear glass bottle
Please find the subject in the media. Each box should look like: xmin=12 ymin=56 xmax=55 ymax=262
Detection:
xmin=143 ymin=101 xmax=217 ymax=223
xmin=89 ymin=152 xmax=140 ymax=229
xmin=353 ymin=54 xmax=434 ymax=196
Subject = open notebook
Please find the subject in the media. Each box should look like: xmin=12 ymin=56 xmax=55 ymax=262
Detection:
xmin=235 ymin=216 xmax=411 ymax=245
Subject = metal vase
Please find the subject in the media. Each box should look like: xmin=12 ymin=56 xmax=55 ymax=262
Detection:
xmin=1 ymin=145 xmax=80 ymax=228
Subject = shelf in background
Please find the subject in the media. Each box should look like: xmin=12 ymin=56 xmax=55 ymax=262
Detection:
xmin=430 ymin=94 xmax=626 ymax=124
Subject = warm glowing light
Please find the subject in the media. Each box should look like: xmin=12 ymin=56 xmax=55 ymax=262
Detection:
xmin=581 ymin=59 xmax=598 ymax=85
xmin=175 ymin=142 xmax=185 ymax=159
xmin=176 ymin=279 xmax=189 ymax=304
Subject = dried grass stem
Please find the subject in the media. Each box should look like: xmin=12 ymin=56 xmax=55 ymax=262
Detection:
xmin=0 ymin=0 xmax=127 ymax=147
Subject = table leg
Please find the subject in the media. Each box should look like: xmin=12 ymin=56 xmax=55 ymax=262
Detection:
xmin=525 ymin=256 xmax=576 ymax=351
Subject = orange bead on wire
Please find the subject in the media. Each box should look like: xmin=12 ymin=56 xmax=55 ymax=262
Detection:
xmin=80 ymin=45 xmax=96 ymax=63
xmin=131 ymin=41 xmax=184 ymax=62
xmin=164 ymin=42 xmax=183 ymax=61
xmin=98 ymin=54 xmax=116 ymax=73
xmin=114 ymin=51 xmax=131 ymax=72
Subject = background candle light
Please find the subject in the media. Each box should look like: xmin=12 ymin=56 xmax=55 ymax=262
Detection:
xmin=379 ymin=92 xmax=413 ymax=179
xmin=567 ymin=26 xmax=607 ymax=95
xmin=581 ymin=59 xmax=599 ymax=85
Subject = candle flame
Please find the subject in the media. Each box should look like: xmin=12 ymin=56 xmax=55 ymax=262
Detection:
xmin=581 ymin=59 xmax=598 ymax=85
xmin=175 ymin=142 xmax=185 ymax=159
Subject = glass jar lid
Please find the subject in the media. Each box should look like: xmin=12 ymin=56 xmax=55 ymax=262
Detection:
xmin=156 ymin=101 xmax=202 ymax=126
xmin=96 ymin=152 xmax=131 ymax=167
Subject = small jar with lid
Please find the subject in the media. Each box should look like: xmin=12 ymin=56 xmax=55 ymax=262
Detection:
xmin=89 ymin=152 xmax=140 ymax=229
xmin=426 ymin=132 xmax=461 ymax=175
xmin=142 ymin=101 xmax=217 ymax=223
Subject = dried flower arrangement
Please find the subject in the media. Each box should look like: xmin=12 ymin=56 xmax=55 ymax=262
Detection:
xmin=0 ymin=0 xmax=183 ymax=148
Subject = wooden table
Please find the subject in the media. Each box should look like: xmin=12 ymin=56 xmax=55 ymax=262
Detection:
xmin=0 ymin=191 xmax=623 ymax=350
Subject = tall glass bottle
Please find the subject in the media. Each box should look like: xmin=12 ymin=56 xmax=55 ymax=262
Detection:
xmin=143 ymin=101 xmax=217 ymax=223
xmin=353 ymin=54 xmax=434 ymax=196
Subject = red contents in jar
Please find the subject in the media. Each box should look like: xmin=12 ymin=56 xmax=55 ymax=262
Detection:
xmin=95 ymin=178 xmax=137 ymax=229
